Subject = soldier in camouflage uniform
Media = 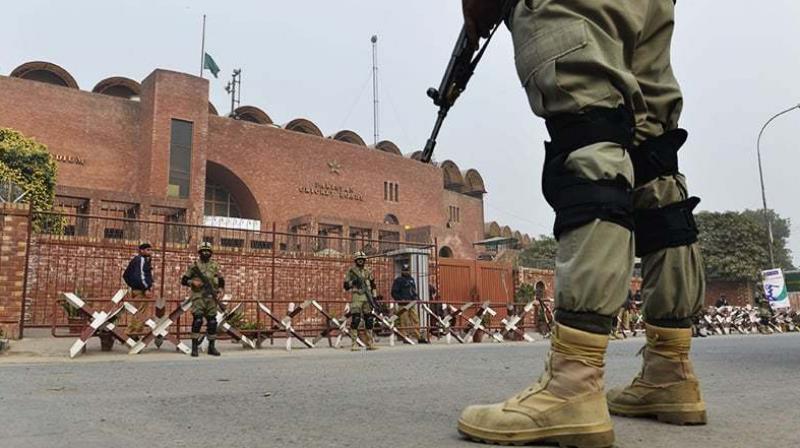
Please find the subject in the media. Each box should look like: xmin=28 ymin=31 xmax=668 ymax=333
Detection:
xmin=343 ymin=251 xmax=378 ymax=351
xmin=181 ymin=242 xmax=225 ymax=357
xmin=458 ymin=1 xmax=706 ymax=445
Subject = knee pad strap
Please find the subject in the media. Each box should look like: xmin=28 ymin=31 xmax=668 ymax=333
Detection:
xmin=544 ymin=107 xmax=636 ymax=239
xmin=634 ymin=197 xmax=700 ymax=256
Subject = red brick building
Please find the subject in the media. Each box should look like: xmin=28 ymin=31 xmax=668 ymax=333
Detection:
xmin=0 ymin=61 xmax=489 ymax=258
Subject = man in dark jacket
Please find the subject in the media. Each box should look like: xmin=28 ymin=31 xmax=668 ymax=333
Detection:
xmin=123 ymin=242 xmax=154 ymax=332
xmin=391 ymin=264 xmax=428 ymax=343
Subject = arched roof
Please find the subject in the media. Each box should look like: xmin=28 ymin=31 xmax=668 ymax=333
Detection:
xmin=463 ymin=168 xmax=487 ymax=197
xmin=371 ymin=140 xmax=402 ymax=156
xmin=408 ymin=151 xmax=424 ymax=161
xmin=10 ymin=61 xmax=78 ymax=89
xmin=92 ymin=76 xmax=141 ymax=99
xmin=522 ymin=234 xmax=532 ymax=246
xmin=329 ymin=130 xmax=366 ymax=146
xmin=233 ymin=105 xmax=273 ymax=125
xmin=513 ymin=230 xmax=523 ymax=242
xmin=501 ymin=225 xmax=513 ymax=238
xmin=486 ymin=221 xmax=501 ymax=238
xmin=284 ymin=118 xmax=323 ymax=137
xmin=441 ymin=160 xmax=465 ymax=192
xmin=208 ymin=102 xmax=219 ymax=115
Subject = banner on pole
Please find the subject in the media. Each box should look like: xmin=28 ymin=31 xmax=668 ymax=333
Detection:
xmin=762 ymin=268 xmax=790 ymax=309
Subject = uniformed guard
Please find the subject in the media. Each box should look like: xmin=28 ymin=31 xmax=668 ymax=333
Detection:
xmin=457 ymin=1 xmax=707 ymax=446
xmin=391 ymin=264 xmax=428 ymax=343
xmin=344 ymin=251 xmax=378 ymax=351
xmin=181 ymin=242 xmax=225 ymax=357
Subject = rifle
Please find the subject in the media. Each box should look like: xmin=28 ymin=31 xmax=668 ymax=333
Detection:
xmin=191 ymin=264 xmax=226 ymax=312
xmin=421 ymin=0 xmax=517 ymax=163
xmin=535 ymin=296 xmax=553 ymax=335
xmin=349 ymin=272 xmax=380 ymax=312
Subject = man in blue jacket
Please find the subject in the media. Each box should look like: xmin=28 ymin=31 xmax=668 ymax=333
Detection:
xmin=123 ymin=242 xmax=154 ymax=332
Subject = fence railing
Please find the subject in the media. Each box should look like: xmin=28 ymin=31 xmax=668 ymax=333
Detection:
xmin=26 ymin=211 xmax=437 ymax=329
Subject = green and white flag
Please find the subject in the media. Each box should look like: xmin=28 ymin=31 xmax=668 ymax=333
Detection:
xmin=204 ymin=52 xmax=220 ymax=78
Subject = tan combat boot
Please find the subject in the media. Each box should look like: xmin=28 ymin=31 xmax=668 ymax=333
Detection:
xmin=458 ymin=324 xmax=614 ymax=448
xmin=350 ymin=330 xmax=361 ymax=351
xmin=365 ymin=330 xmax=379 ymax=351
xmin=607 ymin=324 xmax=707 ymax=425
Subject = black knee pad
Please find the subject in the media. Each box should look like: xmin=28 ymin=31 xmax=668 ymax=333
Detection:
xmin=631 ymin=129 xmax=701 ymax=256
xmin=191 ymin=314 xmax=204 ymax=334
xmin=206 ymin=317 xmax=218 ymax=335
xmin=351 ymin=313 xmax=362 ymax=330
xmin=364 ymin=314 xmax=376 ymax=330
xmin=544 ymin=107 xmax=636 ymax=239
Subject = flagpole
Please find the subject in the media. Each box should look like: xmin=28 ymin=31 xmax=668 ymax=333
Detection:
xmin=200 ymin=14 xmax=206 ymax=78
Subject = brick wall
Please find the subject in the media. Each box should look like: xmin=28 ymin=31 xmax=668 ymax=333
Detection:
xmin=0 ymin=70 xmax=485 ymax=259
xmin=705 ymin=278 xmax=754 ymax=307
xmin=0 ymin=203 xmax=29 ymax=339
xmin=517 ymin=267 xmax=643 ymax=302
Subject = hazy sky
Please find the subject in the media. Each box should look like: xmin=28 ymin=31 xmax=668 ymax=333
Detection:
xmin=2 ymin=1 xmax=799 ymax=264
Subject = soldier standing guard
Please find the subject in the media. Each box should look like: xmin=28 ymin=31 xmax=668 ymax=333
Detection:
xmin=344 ymin=251 xmax=378 ymax=351
xmin=181 ymin=242 xmax=225 ymax=357
xmin=457 ymin=0 xmax=707 ymax=446
xmin=391 ymin=264 xmax=428 ymax=344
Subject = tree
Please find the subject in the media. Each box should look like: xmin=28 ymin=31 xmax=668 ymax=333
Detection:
xmin=695 ymin=209 xmax=793 ymax=282
xmin=740 ymin=209 xmax=793 ymax=269
xmin=0 ymin=128 xmax=59 ymax=231
xmin=519 ymin=235 xmax=557 ymax=269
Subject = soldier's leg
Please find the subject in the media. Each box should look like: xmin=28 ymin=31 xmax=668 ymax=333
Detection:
xmin=190 ymin=305 xmax=204 ymax=357
xmin=363 ymin=305 xmax=378 ymax=351
xmin=205 ymin=300 xmax=220 ymax=356
xmin=350 ymin=308 xmax=362 ymax=350
xmin=606 ymin=0 xmax=707 ymax=426
xmin=459 ymin=1 xmax=651 ymax=445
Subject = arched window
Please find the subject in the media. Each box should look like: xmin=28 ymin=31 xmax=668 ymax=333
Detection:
xmin=204 ymin=182 xmax=242 ymax=218
xmin=384 ymin=214 xmax=399 ymax=225
xmin=439 ymin=246 xmax=454 ymax=258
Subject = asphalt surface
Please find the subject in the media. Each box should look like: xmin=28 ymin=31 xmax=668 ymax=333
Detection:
xmin=1 ymin=333 xmax=799 ymax=448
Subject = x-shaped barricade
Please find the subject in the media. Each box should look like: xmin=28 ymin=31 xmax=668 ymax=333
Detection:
xmin=129 ymin=297 xmax=194 ymax=355
xmin=214 ymin=301 xmax=257 ymax=349
xmin=464 ymin=302 xmax=504 ymax=343
xmin=130 ymin=294 xmax=255 ymax=354
xmin=309 ymin=301 xmax=365 ymax=348
xmin=257 ymin=302 xmax=315 ymax=351
xmin=64 ymin=289 xmax=139 ymax=358
xmin=421 ymin=302 xmax=464 ymax=344
xmin=373 ymin=306 xmax=415 ymax=346
xmin=500 ymin=302 xmax=535 ymax=342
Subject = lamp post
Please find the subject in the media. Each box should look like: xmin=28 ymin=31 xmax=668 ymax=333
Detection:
xmin=756 ymin=104 xmax=800 ymax=268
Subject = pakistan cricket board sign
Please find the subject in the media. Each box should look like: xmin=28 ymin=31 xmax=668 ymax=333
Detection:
xmin=761 ymin=268 xmax=790 ymax=309
xmin=299 ymin=182 xmax=364 ymax=201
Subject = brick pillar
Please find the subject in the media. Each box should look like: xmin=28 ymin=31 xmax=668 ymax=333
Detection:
xmin=0 ymin=203 xmax=30 ymax=339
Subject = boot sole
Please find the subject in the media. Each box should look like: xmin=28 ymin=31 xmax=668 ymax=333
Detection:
xmin=608 ymin=402 xmax=707 ymax=425
xmin=458 ymin=420 xmax=614 ymax=447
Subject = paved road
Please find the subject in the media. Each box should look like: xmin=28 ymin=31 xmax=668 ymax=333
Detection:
xmin=1 ymin=333 xmax=799 ymax=448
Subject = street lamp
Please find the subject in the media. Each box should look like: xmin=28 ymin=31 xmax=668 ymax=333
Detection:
xmin=756 ymin=103 xmax=800 ymax=268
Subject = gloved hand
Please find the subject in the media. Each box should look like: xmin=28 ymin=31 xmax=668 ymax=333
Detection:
xmin=462 ymin=0 xmax=507 ymax=49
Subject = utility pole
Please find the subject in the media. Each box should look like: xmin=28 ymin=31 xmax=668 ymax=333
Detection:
xmin=225 ymin=69 xmax=242 ymax=116
xmin=371 ymin=35 xmax=380 ymax=146
xmin=756 ymin=103 xmax=800 ymax=268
